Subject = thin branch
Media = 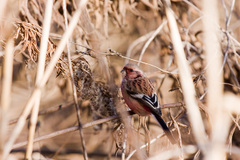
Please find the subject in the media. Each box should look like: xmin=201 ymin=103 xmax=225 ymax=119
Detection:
xmin=120 ymin=54 xmax=175 ymax=74
xmin=184 ymin=16 xmax=203 ymax=56
xmin=228 ymin=115 xmax=240 ymax=155
xmin=13 ymin=115 xmax=120 ymax=149
xmin=49 ymin=39 xmax=176 ymax=75
xmin=63 ymin=0 xmax=88 ymax=159
xmin=170 ymin=112 xmax=183 ymax=159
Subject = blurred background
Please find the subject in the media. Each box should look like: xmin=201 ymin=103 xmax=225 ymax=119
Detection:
xmin=0 ymin=0 xmax=240 ymax=159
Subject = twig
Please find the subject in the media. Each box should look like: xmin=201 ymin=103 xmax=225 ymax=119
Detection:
xmin=229 ymin=114 xmax=240 ymax=131
xmin=63 ymin=0 xmax=88 ymax=159
xmin=193 ymin=150 xmax=201 ymax=160
xmin=49 ymin=40 xmax=175 ymax=74
xmin=170 ymin=112 xmax=183 ymax=159
xmin=219 ymin=0 xmax=235 ymax=74
xmin=184 ymin=16 xmax=203 ymax=56
xmin=88 ymin=47 xmax=176 ymax=74
xmin=120 ymin=54 xmax=174 ymax=74
xmin=13 ymin=115 xmax=120 ymax=149
xmin=226 ymin=58 xmax=240 ymax=92
xmin=25 ymin=0 xmax=53 ymax=158
xmin=221 ymin=0 xmax=235 ymax=29
xmin=228 ymin=115 xmax=240 ymax=155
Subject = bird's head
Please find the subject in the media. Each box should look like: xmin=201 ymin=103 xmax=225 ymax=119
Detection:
xmin=121 ymin=63 xmax=144 ymax=79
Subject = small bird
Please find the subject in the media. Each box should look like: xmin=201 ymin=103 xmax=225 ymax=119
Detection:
xmin=121 ymin=63 xmax=176 ymax=144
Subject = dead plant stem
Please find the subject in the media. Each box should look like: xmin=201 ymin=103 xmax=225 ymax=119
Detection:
xmin=0 ymin=38 xmax=14 ymax=159
xmin=25 ymin=0 xmax=53 ymax=158
xmin=63 ymin=0 xmax=88 ymax=159
xmin=163 ymin=0 xmax=208 ymax=153
xmin=13 ymin=115 xmax=119 ymax=149
xmin=2 ymin=0 xmax=88 ymax=159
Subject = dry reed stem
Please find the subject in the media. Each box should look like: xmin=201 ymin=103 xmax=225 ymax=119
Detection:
xmin=202 ymin=0 xmax=231 ymax=159
xmin=163 ymin=0 xmax=208 ymax=152
xmin=2 ymin=0 xmax=240 ymax=159
xmin=63 ymin=0 xmax=88 ymax=159
xmin=25 ymin=0 xmax=53 ymax=158
xmin=137 ymin=20 xmax=167 ymax=66
xmin=0 ymin=38 xmax=14 ymax=159
xmin=2 ymin=0 xmax=88 ymax=159
xmin=12 ymin=114 xmax=120 ymax=149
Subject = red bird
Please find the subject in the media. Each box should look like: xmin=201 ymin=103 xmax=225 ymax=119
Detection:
xmin=121 ymin=63 xmax=176 ymax=144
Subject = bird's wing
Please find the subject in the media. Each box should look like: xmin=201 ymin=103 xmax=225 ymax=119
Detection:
xmin=126 ymin=77 xmax=161 ymax=115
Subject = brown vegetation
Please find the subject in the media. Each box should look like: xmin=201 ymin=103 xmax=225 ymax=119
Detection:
xmin=1 ymin=0 xmax=240 ymax=159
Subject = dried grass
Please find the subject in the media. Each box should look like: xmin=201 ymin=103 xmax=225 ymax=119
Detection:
xmin=0 ymin=0 xmax=240 ymax=159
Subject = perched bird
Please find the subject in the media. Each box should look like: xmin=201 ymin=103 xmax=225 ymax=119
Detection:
xmin=121 ymin=63 xmax=176 ymax=144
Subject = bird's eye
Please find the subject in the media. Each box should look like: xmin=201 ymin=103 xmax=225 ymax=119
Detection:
xmin=129 ymin=69 xmax=133 ymax=72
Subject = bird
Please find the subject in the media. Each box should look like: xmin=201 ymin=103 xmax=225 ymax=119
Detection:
xmin=120 ymin=63 xmax=176 ymax=144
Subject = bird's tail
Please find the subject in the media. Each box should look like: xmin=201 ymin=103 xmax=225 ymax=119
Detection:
xmin=152 ymin=113 xmax=177 ymax=144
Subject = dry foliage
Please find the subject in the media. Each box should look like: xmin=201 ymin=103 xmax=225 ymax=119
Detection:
xmin=0 ymin=0 xmax=240 ymax=160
